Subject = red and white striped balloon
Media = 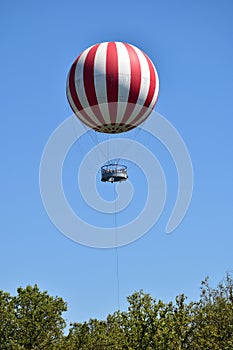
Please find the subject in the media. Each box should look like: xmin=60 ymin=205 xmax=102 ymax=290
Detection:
xmin=66 ymin=42 xmax=159 ymax=133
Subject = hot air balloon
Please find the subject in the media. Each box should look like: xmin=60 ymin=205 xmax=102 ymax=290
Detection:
xmin=66 ymin=42 xmax=159 ymax=182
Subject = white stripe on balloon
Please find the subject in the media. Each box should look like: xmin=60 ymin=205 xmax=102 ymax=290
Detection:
xmin=74 ymin=48 xmax=101 ymax=125
xmin=125 ymin=44 xmax=151 ymax=125
xmin=94 ymin=42 xmax=111 ymax=125
xmin=66 ymin=71 xmax=97 ymax=129
xmin=149 ymin=64 xmax=159 ymax=110
xmin=116 ymin=42 xmax=131 ymax=124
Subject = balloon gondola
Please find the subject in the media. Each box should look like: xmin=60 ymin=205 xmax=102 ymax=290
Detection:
xmin=101 ymin=164 xmax=128 ymax=183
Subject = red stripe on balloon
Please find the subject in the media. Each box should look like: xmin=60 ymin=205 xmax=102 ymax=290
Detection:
xmin=121 ymin=43 xmax=141 ymax=124
xmin=68 ymin=56 xmax=98 ymax=128
xmin=132 ymin=107 xmax=154 ymax=129
xmin=83 ymin=45 xmax=106 ymax=125
xmin=151 ymin=94 xmax=159 ymax=109
xmin=143 ymin=53 xmax=156 ymax=108
xmin=126 ymin=44 xmax=141 ymax=103
xmin=106 ymin=42 xmax=118 ymax=124
xmin=129 ymin=53 xmax=157 ymax=127
xmin=128 ymin=107 xmax=148 ymax=128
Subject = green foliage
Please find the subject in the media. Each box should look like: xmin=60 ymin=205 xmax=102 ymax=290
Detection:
xmin=1 ymin=273 xmax=233 ymax=349
xmin=64 ymin=275 xmax=233 ymax=350
xmin=0 ymin=290 xmax=16 ymax=349
xmin=191 ymin=273 xmax=233 ymax=349
xmin=0 ymin=284 xmax=67 ymax=349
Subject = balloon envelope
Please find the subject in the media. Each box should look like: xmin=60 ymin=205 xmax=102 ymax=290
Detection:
xmin=66 ymin=42 xmax=159 ymax=133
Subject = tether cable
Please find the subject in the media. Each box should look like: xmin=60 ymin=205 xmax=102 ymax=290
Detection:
xmin=114 ymin=182 xmax=120 ymax=311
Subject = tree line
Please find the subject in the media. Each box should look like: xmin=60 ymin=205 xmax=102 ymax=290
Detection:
xmin=0 ymin=273 xmax=233 ymax=349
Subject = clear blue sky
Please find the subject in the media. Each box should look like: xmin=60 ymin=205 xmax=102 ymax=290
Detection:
xmin=1 ymin=0 xmax=233 ymax=325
